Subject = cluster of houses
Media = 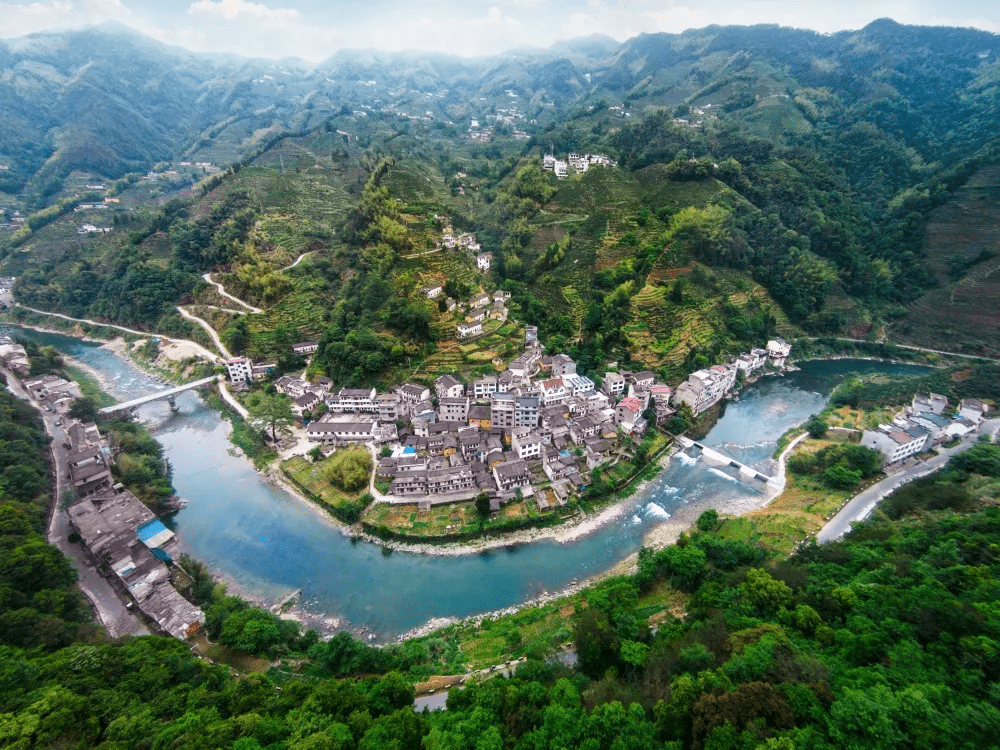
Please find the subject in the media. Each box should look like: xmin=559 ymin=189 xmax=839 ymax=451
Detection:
xmin=68 ymin=483 xmax=204 ymax=639
xmin=3 ymin=345 xmax=203 ymax=641
xmin=861 ymin=393 xmax=991 ymax=466
xmin=673 ymin=103 xmax=719 ymax=128
xmin=0 ymin=211 xmax=25 ymax=231
xmin=283 ymin=332 xmax=681 ymax=510
xmin=432 ymin=219 xmax=494 ymax=276
xmin=673 ymin=338 xmax=792 ymax=415
xmin=222 ymin=340 xmax=321 ymax=387
xmin=0 ymin=334 xmax=29 ymax=373
xmin=543 ymin=152 xmax=617 ymax=179
xmin=455 ymin=290 xmax=510 ymax=338
xmin=225 ymin=356 xmax=278 ymax=384
xmin=21 ymin=373 xmax=83 ymax=414
xmin=77 ymin=223 xmax=112 ymax=234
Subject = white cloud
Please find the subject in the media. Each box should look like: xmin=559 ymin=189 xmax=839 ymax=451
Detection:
xmin=181 ymin=0 xmax=343 ymax=61
xmin=366 ymin=6 xmax=531 ymax=56
xmin=0 ymin=0 xmax=129 ymax=38
xmin=187 ymin=0 xmax=299 ymax=24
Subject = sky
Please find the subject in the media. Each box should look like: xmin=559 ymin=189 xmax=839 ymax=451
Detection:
xmin=2 ymin=0 xmax=998 ymax=62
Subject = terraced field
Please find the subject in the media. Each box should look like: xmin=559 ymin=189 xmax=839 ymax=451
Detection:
xmin=896 ymin=165 xmax=1000 ymax=355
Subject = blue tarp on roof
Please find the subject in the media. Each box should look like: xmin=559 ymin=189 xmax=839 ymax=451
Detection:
xmin=136 ymin=519 xmax=168 ymax=543
xmin=150 ymin=546 xmax=173 ymax=564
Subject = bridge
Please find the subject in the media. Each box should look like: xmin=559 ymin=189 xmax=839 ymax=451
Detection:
xmin=98 ymin=375 xmax=220 ymax=415
xmin=676 ymin=436 xmax=777 ymax=491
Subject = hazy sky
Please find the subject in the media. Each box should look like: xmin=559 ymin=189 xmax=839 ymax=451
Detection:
xmin=2 ymin=0 xmax=998 ymax=62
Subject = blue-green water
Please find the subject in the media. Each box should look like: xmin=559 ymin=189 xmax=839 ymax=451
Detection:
xmin=4 ymin=325 xmax=932 ymax=637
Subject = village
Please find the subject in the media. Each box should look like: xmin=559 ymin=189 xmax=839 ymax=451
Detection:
xmin=0 ymin=335 xmax=205 ymax=641
xmin=860 ymin=392 xmax=992 ymax=468
xmin=222 ymin=321 xmax=797 ymax=514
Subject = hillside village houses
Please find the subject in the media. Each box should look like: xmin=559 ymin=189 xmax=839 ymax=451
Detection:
xmin=225 ymin=356 xmax=276 ymax=384
xmin=0 ymin=335 xmax=30 ymax=375
xmin=544 ymin=152 xmax=617 ymax=179
xmin=766 ymin=337 xmax=792 ymax=368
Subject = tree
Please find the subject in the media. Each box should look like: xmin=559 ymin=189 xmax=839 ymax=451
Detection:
xmin=696 ymin=509 xmax=720 ymax=533
xmin=742 ymin=569 xmax=792 ymax=614
xmin=323 ymin=448 xmax=372 ymax=492
xmin=68 ymin=398 xmax=100 ymax=423
xmin=805 ymin=414 xmax=828 ymax=438
xmin=245 ymin=392 xmax=295 ymax=441
xmin=822 ymin=463 xmax=862 ymax=490
xmin=474 ymin=493 xmax=492 ymax=518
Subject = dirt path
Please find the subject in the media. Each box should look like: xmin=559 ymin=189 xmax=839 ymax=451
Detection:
xmin=192 ymin=304 xmax=247 ymax=315
xmin=15 ymin=303 xmax=221 ymax=362
xmin=177 ymin=306 xmax=231 ymax=358
xmin=279 ymin=251 xmax=313 ymax=272
xmin=202 ymin=273 xmax=263 ymax=313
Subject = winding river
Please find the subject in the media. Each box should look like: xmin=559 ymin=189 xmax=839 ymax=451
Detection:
xmin=5 ymin=325 xmax=931 ymax=638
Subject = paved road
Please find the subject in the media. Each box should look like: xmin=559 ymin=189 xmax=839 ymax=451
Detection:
xmin=202 ymin=273 xmax=262 ymax=313
xmin=413 ymin=658 xmax=526 ymax=712
xmin=3 ymin=367 xmax=149 ymax=637
xmin=817 ymin=418 xmax=1000 ymax=543
xmin=808 ymin=337 xmax=998 ymax=363
xmin=219 ymin=379 xmax=250 ymax=418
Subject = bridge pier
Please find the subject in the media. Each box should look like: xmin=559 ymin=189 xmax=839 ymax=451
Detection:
xmin=166 ymin=395 xmax=178 ymax=411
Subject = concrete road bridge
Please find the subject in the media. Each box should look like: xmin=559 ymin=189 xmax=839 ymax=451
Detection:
xmin=676 ymin=435 xmax=777 ymax=491
xmin=98 ymin=375 xmax=219 ymax=415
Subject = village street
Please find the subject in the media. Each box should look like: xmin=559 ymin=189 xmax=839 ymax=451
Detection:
xmin=3 ymin=366 xmax=149 ymax=637
xmin=817 ymin=417 xmax=1000 ymax=543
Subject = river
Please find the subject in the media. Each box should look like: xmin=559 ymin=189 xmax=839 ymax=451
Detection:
xmin=4 ymin=325 xmax=932 ymax=638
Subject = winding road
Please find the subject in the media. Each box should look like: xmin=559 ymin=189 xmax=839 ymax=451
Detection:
xmin=810 ymin=337 xmax=999 ymax=363
xmin=177 ymin=306 xmax=231 ymax=359
xmin=816 ymin=418 xmax=1000 ymax=543
xmin=201 ymin=273 xmax=262 ymax=313
xmin=279 ymin=251 xmax=314 ymax=272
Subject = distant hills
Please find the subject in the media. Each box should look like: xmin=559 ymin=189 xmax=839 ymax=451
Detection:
xmin=2 ymin=19 xmax=1000 ymax=359
xmin=2 ymin=19 xmax=998 ymax=194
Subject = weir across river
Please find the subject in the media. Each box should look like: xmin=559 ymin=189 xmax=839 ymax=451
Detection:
xmin=675 ymin=435 xmax=777 ymax=491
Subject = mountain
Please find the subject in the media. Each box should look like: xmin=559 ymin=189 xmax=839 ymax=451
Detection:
xmin=2 ymin=20 xmax=1000 ymax=360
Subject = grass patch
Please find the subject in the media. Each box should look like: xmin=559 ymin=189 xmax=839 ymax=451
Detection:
xmin=281 ymin=452 xmax=371 ymax=524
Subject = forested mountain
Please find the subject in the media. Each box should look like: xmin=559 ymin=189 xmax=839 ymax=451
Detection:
xmin=4 ymin=19 xmax=999 ymax=197
xmin=2 ymin=18 xmax=1000 ymax=375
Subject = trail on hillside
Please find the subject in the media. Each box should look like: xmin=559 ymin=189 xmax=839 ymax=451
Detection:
xmin=202 ymin=273 xmax=263 ymax=313
xmin=177 ymin=306 xmax=231 ymax=359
